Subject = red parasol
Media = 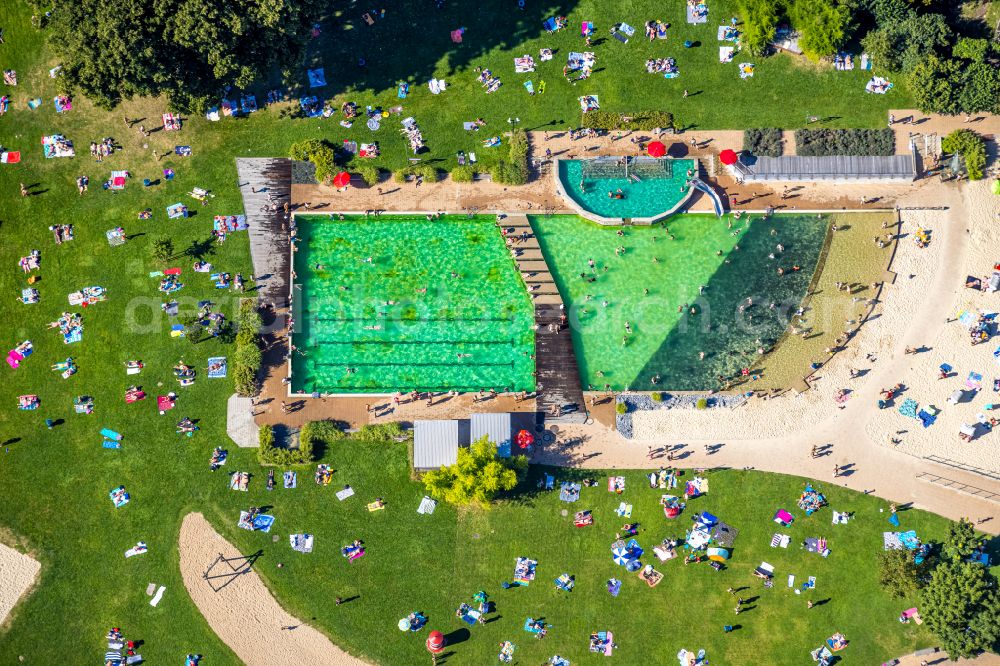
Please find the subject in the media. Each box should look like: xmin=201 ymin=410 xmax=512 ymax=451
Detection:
xmin=719 ymin=149 xmax=739 ymax=166
xmin=515 ymin=429 xmax=535 ymax=449
xmin=426 ymin=631 xmax=446 ymax=654
xmin=646 ymin=141 xmax=666 ymax=158
xmin=332 ymin=171 xmax=351 ymax=188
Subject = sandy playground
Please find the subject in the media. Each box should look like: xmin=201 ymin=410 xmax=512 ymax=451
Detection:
xmin=178 ymin=512 xmax=368 ymax=666
xmin=0 ymin=542 xmax=40 ymax=629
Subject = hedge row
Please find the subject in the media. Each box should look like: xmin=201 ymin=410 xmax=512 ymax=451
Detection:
xmin=581 ymin=110 xmax=674 ymax=131
xmin=794 ymin=128 xmax=895 ymax=156
xmin=289 ymin=139 xmax=338 ymax=184
xmin=257 ymin=423 xmax=314 ymax=466
xmin=257 ymin=420 xmax=408 ymax=466
xmin=492 ymin=128 xmax=530 ymax=185
xmin=743 ymin=128 xmax=784 ymax=157
xmin=233 ymin=298 xmax=262 ymax=397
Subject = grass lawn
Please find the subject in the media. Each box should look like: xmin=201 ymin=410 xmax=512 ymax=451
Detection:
xmin=0 ymin=0 xmax=907 ymax=195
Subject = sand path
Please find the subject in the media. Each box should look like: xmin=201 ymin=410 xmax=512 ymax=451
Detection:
xmin=0 ymin=542 xmax=40 ymax=629
xmin=178 ymin=512 xmax=369 ymax=666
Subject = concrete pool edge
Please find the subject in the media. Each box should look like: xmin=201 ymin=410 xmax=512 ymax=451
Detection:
xmin=552 ymin=158 xmax=699 ymax=225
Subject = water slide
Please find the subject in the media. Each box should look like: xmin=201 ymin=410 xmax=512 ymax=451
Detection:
xmin=690 ymin=178 xmax=725 ymax=217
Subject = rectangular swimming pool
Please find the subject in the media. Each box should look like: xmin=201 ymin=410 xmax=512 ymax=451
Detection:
xmin=289 ymin=215 xmax=536 ymax=394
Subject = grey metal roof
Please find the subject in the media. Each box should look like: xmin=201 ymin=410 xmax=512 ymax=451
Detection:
xmin=413 ymin=420 xmax=469 ymax=469
xmin=738 ymin=155 xmax=914 ymax=181
xmin=470 ymin=412 xmax=512 ymax=447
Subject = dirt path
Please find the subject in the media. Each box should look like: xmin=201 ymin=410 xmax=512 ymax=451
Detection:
xmin=178 ymin=513 xmax=369 ymax=666
xmin=0 ymin=542 xmax=40 ymax=629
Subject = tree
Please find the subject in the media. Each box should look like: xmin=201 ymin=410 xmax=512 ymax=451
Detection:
xmin=48 ymin=0 xmax=324 ymax=111
xmin=423 ymin=436 xmax=528 ymax=508
xmin=790 ymin=0 xmax=851 ymax=60
xmin=941 ymin=518 xmax=979 ymax=562
xmin=738 ymin=0 xmax=781 ymax=56
xmin=877 ymin=548 xmax=924 ymax=599
xmin=941 ymin=129 xmax=987 ymax=180
xmin=151 ymin=236 xmax=174 ymax=263
xmin=861 ymin=12 xmax=951 ymax=71
xmin=909 ymin=56 xmax=964 ymax=115
xmin=953 ymin=38 xmax=990 ymax=63
xmin=921 ymin=561 xmax=1000 ymax=659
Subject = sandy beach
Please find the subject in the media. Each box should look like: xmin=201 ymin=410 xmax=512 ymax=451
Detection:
xmin=0 ymin=542 xmax=40 ymax=629
xmin=178 ymin=513 xmax=369 ymax=666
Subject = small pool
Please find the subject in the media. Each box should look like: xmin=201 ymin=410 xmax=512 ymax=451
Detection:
xmin=558 ymin=158 xmax=696 ymax=221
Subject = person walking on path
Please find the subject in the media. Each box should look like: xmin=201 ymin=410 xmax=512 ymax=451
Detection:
xmin=833 ymin=464 xmax=840 ymax=478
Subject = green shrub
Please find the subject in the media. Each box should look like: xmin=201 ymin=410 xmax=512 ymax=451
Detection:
xmin=258 ymin=423 xmax=316 ymax=467
xmin=233 ymin=343 xmax=261 ymax=370
xmin=289 ymin=139 xmax=338 ymax=184
xmin=651 ymin=392 xmax=663 ymax=403
xmin=233 ymin=363 xmax=257 ymax=396
xmin=581 ymin=110 xmax=673 ymax=131
xmin=451 ymin=165 xmax=476 ymax=183
xmin=743 ymin=128 xmax=784 ymax=157
xmin=301 ymin=420 xmax=345 ymax=446
xmin=393 ymin=169 xmax=410 ymax=184
xmin=492 ymin=159 xmax=528 ymax=185
xmin=942 ymin=129 xmax=986 ymax=180
xmin=615 ymin=402 xmax=628 ymax=415
xmin=794 ymin=129 xmax=895 ymax=156
xmin=356 ymin=164 xmax=381 ymax=186
xmin=354 ymin=422 xmax=408 ymax=442
xmin=233 ymin=298 xmax=262 ymax=397
xmin=696 ymin=398 xmax=708 ymax=410
xmin=414 ymin=165 xmax=440 ymax=182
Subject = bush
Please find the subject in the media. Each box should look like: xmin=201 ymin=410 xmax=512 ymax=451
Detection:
xmin=615 ymin=402 xmax=628 ymax=415
xmin=393 ymin=169 xmax=410 ymax=184
xmin=356 ymin=164 xmax=381 ymax=186
xmin=354 ymin=422 xmax=408 ymax=442
xmin=581 ymin=110 xmax=673 ymax=131
xmin=233 ymin=298 xmax=262 ymax=397
xmin=743 ymin=128 xmax=784 ymax=157
xmin=794 ymin=129 xmax=895 ymax=156
xmin=423 ymin=436 xmax=527 ymax=507
xmin=651 ymin=392 xmax=663 ymax=402
xmin=491 ymin=128 xmax=531 ymax=185
xmin=289 ymin=139 xmax=338 ymax=185
xmin=696 ymin=398 xmax=708 ymax=410
xmin=258 ymin=423 xmax=318 ymax=467
xmin=942 ymin=129 xmax=986 ymax=180
xmin=414 ymin=165 xmax=440 ymax=182
xmin=451 ymin=165 xmax=476 ymax=183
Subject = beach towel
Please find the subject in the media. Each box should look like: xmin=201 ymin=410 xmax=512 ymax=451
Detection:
xmin=615 ymin=502 xmax=633 ymax=518
xmin=417 ymin=496 xmax=437 ymax=514
xmin=27 ymin=98 xmax=41 ymax=109
xmin=149 ymin=586 xmax=165 ymax=607
xmin=542 ymin=17 xmax=558 ymax=32
xmin=832 ymin=511 xmax=850 ymax=524
xmin=719 ymin=46 xmax=735 ymax=63
xmin=290 ymin=533 xmax=314 ymax=553
xmin=770 ymin=533 xmax=790 ymax=548
xmin=967 ymin=372 xmax=983 ymax=390
xmin=579 ymin=95 xmax=600 ymax=113
xmin=607 ymin=578 xmax=621 ymax=597
xmin=581 ymin=21 xmax=593 ymax=36
xmin=450 ymin=27 xmax=464 ymax=43
xmin=397 ymin=82 xmax=408 ymax=98
xmin=166 ymin=203 xmax=187 ymax=219
xmin=1 ymin=151 xmax=21 ymax=163
xmin=54 ymin=96 xmax=72 ymax=112
xmin=619 ymin=23 xmax=635 ymax=37
xmin=307 ymin=68 xmax=326 ymax=88
xmin=240 ymin=95 xmax=257 ymax=113
xmin=207 ymin=357 xmax=227 ymax=378
xmin=125 ymin=542 xmax=148 ymax=558
xmin=687 ymin=3 xmax=708 ymax=24
xmin=156 ymin=395 xmax=175 ymax=412
xmin=861 ymin=53 xmax=871 ymax=70
xmin=283 ymin=471 xmax=297 ymax=489
xmin=898 ymin=398 xmax=919 ymax=418
xmin=608 ymin=476 xmax=625 ymax=493
xmin=739 ymin=63 xmax=755 ymax=79
xmin=917 ymin=409 xmax=937 ymax=428
xmin=336 ymin=486 xmax=355 ymax=501
xmin=428 ymin=78 xmax=446 ymax=94
xmin=205 ymin=106 xmax=220 ymax=121
xmin=238 ymin=512 xmax=274 ymax=532
xmin=612 ymin=31 xmax=628 ymax=44
xmin=559 ymin=482 xmax=581 ymax=502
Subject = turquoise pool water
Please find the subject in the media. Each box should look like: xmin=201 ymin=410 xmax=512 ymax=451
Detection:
xmin=531 ymin=214 xmax=830 ymax=391
xmin=290 ymin=215 xmax=535 ymax=393
xmin=559 ymin=158 xmax=696 ymax=219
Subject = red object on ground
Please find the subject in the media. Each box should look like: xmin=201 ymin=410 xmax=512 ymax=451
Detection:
xmin=515 ymin=429 xmax=535 ymax=449
xmin=426 ymin=630 xmax=446 ymax=653
xmin=646 ymin=141 xmax=666 ymax=158
xmin=719 ymin=149 xmax=739 ymax=165
xmin=333 ymin=171 xmax=351 ymax=188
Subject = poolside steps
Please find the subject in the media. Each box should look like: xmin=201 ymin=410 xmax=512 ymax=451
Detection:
xmin=236 ymin=158 xmax=293 ymax=308
xmin=498 ymin=215 xmax=587 ymax=424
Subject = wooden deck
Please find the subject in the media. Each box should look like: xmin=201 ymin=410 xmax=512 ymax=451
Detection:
xmin=235 ymin=158 xmax=293 ymax=308
xmin=505 ymin=214 xmax=586 ymax=423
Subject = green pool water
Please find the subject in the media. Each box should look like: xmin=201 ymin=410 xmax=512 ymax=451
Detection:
xmin=559 ymin=158 xmax=696 ymax=219
xmin=531 ymin=214 xmax=830 ymax=391
xmin=291 ymin=215 xmax=535 ymax=393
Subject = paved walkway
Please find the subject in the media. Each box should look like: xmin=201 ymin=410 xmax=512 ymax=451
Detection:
xmin=236 ymin=158 xmax=292 ymax=308
xmin=226 ymin=394 xmax=259 ymax=448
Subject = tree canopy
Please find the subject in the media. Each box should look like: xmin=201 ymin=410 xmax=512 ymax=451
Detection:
xmin=877 ymin=548 xmax=925 ymax=599
xmin=861 ymin=12 xmax=952 ymax=71
xmin=47 ymin=0 xmax=323 ymax=111
xmin=920 ymin=561 xmax=1000 ymax=659
xmin=423 ymin=436 xmax=528 ymax=508
xmin=789 ymin=0 xmax=851 ymax=60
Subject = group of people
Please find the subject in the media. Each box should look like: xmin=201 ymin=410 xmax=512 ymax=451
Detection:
xmin=89 ymin=137 xmax=118 ymax=161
